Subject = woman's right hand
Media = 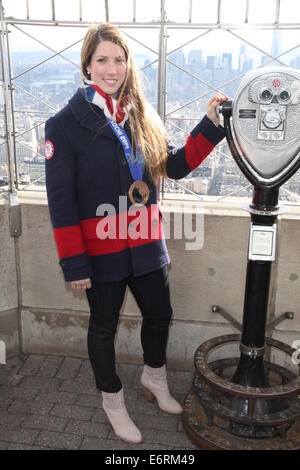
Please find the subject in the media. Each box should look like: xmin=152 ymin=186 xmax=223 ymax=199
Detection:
xmin=206 ymin=92 xmax=228 ymax=126
xmin=71 ymin=278 xmax=92 ymax=290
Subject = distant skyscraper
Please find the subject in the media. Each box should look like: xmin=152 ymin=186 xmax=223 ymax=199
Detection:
xmin=214 ymin=65 xmax=225 ymax=84
xmin=207 ymin=56 xmax=216 ymax=70
xmin=170 ymin=50 xmax=186 ymax=67
xmin=290 ymin=56 xmax=300 ymax=69
xmin=261 ymin=55 xmax=269 ymax=66
xmin=238 ymin=44 xmax=247 ymax=72
xmin=242 ymin=58 xmax=254 ymax=73
xmin=222 ymin=53 xmax=232 ymax=73
xmin=271 ymin=30 xmax=282 ymax=58
xmin=188 ymin=50 xmax=203 ymax=65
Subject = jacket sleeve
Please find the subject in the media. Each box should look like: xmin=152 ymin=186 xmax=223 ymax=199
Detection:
xmin=166 ymin=115 xmax=225 ymax=179
xmin=45 ymin=116 xmax=93 ymax=282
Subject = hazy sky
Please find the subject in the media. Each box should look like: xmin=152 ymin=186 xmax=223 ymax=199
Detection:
xmin=3 ymin=0 xmax=300 ymax=24
xmin=2 ymin=0 xmax=300 ymax=64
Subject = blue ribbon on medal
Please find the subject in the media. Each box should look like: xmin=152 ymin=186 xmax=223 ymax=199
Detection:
xmin=105 ymin=117 xmax=150 ymax=205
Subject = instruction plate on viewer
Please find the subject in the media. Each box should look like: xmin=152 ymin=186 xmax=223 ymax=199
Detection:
xmin=248 ymin=224 xmax=276 ymax=261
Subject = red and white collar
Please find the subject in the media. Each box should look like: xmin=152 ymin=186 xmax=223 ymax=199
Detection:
xmin=84 ymin=79 xmax=132 ymax=127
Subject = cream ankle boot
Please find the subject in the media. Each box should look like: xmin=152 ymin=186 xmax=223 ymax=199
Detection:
xmin=141 ymin=364 xmax=183 ymax=414
xmin=102 ymin=388 xmax=143 ymax=444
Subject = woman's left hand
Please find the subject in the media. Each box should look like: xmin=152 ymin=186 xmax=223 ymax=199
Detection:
xmin=206 ymin=92 xmax=229 ymax=126
xmin=71 ymin=277 xmax=92 ymax=291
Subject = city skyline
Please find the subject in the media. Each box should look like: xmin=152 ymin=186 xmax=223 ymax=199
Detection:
xmin=1 ymin=12 xmax=300 ymax=201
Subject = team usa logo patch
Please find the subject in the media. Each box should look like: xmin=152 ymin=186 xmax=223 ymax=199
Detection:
xmin=45 ymin=140 xmax=54 ymax=160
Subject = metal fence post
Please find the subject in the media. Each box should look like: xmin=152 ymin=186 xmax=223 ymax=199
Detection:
xmin=0 ymin=1 xmax=16 ymax=194
xmin=157 ymin=0 xmax=167 ymax=201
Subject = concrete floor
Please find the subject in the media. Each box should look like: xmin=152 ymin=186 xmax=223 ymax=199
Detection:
xmin=0 ymin=354 xmax=198 ymax=450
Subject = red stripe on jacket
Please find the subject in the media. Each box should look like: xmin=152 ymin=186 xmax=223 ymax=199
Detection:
xmin=53 ymin=225 xmax=87 ymax=258
xmin=185 ymin=132 xmax=214 ymax=171
xmin=53 ymin=204 xmax=163 ymax=259
xmin=81 ymin=204 xmax=163 ymax=256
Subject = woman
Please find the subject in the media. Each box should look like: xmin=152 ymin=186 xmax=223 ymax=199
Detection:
xmin=45 ymin=23 xmax=227 ymax=445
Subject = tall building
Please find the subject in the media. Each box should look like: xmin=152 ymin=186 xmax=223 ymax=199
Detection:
xmin=238 ymin=44 xmax=246 ymax=72
xmin=261 ymin=55 xmax=269 ymax=66
xmin=167 ymin=49 xmax=187 ymax=93
xmin=207 ymin=56 xmax=216 ymax=70
xmin=170 ymin=50 xmax=186 ymax=68
xmin=188 ymin=50 xmax=203 ymax=67
xmin=24 ymin=157 xmax=45 ymax=184
xmin=222 ymin=53 xmax=232 ymax=73
xmin=271 ymin=30 xmax=282 ymax=58
xmin=290 ymin=56 xmax=300 ymax=69
xmin=242 ymin=58 xmax=254 ymax=73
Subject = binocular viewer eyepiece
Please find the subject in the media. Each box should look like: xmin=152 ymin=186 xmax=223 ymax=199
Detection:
xmin=218 ymin=67 xmax=300 ymax=188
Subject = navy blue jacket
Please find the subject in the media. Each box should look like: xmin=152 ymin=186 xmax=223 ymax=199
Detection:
xmin=45 ymin=89 xmax=225 ymax=282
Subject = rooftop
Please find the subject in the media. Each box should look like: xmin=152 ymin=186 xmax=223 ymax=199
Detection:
xmin=0 ymin=353 xmax=196 ymax=450
xmin=1 ymin=194 xmax=300 ymax=450
xmin=1 ymin=1 xmax=300 ymax=451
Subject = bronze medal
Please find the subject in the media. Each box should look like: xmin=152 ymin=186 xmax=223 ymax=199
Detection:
xmin=128 ymin=181 xmax=150 ymax=205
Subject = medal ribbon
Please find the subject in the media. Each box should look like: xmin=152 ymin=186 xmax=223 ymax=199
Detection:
xmin=105 ymin=116 xmax=144 ymax=181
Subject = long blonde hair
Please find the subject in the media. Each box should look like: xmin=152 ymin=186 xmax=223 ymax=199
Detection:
xmin=81 ymin=23 xmax=167 ymax=183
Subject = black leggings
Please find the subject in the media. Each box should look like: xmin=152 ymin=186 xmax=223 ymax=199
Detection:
xmin=85 ymin=265 xmax=173 ymax=393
